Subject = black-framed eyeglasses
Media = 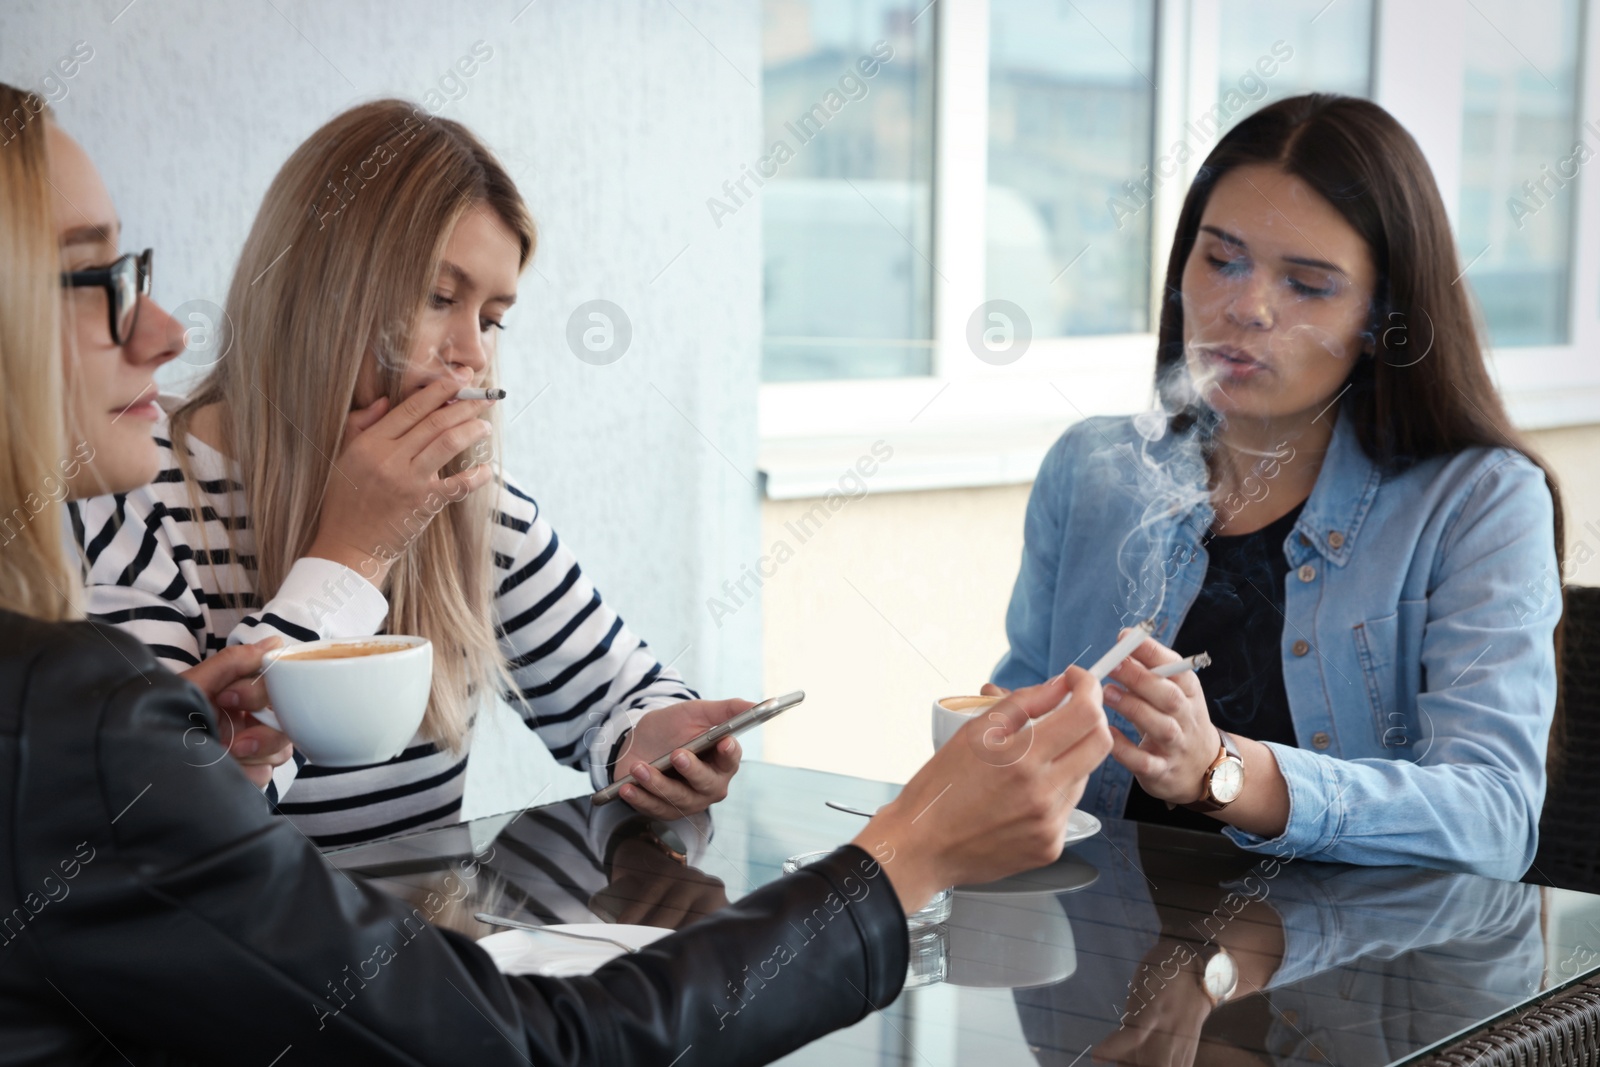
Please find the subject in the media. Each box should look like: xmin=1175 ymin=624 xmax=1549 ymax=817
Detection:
xmin=61 ymin=248 xmax=152 ymax=346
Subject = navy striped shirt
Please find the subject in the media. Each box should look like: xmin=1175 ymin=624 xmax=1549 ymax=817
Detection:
xmin=69 ymin=404 xmax=696 ymax=847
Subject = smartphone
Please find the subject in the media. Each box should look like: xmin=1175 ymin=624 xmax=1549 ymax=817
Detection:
xmin=591 ymin=690 xmax=805 ymax=806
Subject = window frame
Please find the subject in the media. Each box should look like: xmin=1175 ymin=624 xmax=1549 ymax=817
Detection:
xmin=758 ymin=0 xmax=1600 ymax=500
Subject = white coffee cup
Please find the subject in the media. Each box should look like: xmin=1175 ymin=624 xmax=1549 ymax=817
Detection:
xmin=931 ymin=694 xmax=1003 ymax=750
xmin=261 ymin=636 xmax=432 ymax=766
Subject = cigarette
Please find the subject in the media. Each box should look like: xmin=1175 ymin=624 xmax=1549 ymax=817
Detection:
xmin=1046 ymin=620 xmax=1155 ymax=716
xmin=1150 ymin=652 xmax=1211 ymax=678
xmin=1085 ymin=620 xmax=1156 ymax=682
xmin=455 ymin=388 xmax=506 ymax=401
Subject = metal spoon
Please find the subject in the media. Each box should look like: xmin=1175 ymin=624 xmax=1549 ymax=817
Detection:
xmin=825 ymin=800 xmax=879 ymax=819
xmin=474 ymin=912 xmax=640 ymax=954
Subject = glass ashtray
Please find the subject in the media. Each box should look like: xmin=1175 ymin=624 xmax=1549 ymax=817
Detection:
xmin=907 ymin=885 xmax=953 ymax=930
xmin=905 ymin=922 xmax=949 ymax=989
xmin=782 ymin=850 xmax=954 ymax=931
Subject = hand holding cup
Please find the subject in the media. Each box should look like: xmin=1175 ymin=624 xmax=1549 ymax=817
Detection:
xmin=179 ymin=637 xmax=293 ymax=788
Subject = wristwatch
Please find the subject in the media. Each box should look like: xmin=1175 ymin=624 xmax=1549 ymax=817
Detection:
xmin=1186 ymin=728 xmax=1245 ymax=812
xmin=1198 ymin=945 xmax=1239 ymax=1006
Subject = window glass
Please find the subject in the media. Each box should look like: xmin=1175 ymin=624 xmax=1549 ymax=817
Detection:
xmin=986 ymin=0 xmax=1158 ymax=337
xmin=1215 ymin=0 xmax=1373 ymax=129
xmin=761 ymin=0 xmax=936 ymax=381
xmin=1458 ymin=0 xmax=1582 ymax=345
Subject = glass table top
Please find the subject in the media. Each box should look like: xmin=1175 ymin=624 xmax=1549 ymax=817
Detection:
xmin=325 ymin=761 xmax=1600 ymax=1066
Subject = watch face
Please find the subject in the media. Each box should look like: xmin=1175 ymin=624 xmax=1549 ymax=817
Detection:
xmin=1203 ymin=951 xmax=1239 ymax=1001
xmin=1211 ymin=758 xmax=1245 ymax=803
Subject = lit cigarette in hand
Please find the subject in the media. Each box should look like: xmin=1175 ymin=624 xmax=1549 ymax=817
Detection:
xmin=455 ymin=388 xmax=507 ymax=401
xmin=1150 ymin=652 xmax=1211 ymax=678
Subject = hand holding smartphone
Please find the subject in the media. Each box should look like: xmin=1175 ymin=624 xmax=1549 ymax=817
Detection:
xmin=591 ymin=691 xmax=805 ymax=806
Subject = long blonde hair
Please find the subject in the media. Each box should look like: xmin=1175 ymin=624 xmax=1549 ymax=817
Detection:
xmin=172 ymin=100 xmax=536 ymax=752
xmin=0 ymin=83 xmax=80 ymax=622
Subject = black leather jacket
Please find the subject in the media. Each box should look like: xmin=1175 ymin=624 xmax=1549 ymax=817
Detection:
xmin=0 ymin=611 xmax=908 ymax=1064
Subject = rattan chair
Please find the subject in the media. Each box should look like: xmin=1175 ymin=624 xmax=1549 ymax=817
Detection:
xmin=1529 ymin=585 xmax=1600 ymax=894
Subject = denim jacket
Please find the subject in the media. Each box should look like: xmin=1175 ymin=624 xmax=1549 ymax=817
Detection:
xmin=992 ymin=408 xmax=1560 ymax=880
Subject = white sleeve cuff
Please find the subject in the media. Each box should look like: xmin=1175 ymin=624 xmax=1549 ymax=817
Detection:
xmin=271 ymin=557 xmax=389 ymax=639
xmin=267 ymin=754 xmax=300 ymax=800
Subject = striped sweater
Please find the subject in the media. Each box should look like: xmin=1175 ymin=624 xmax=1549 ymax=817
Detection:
xmin=69 ymin=403 xmax=696 ymax=848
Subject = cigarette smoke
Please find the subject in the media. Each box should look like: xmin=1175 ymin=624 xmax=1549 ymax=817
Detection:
xmin=1104 ymin=323 xmax=1352 ymax=628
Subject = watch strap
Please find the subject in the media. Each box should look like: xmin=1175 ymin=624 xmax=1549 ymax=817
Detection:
xmin=1219 ymin=729 xmax=1242 ymax=762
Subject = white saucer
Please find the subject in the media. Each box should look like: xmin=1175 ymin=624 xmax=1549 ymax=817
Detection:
xmin=828 ymin=803 xmax=1102 ymax=848
xmin=1062 ymin=808 xmax=1101 ymax=846
xmin=477 ymin=924 xmax=673 ymax=977
xmin=955 ymin=847 xmax=1101 ymax=897
xmin=952 ymin=810 xmax=1101 ymax=896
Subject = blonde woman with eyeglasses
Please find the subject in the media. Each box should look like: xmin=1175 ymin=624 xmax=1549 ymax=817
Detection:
xmin=71 ymin=100 xmax=746 ymax=845
xmin=0 ymin=84 xmax=285 ymax=722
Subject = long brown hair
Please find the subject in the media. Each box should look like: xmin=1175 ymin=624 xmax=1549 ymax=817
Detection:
xmin=1155 ymin=93 xmax=1568 ymax=753
xmin=172 ymin=100 xmax=536 ymax=752
xmin=0 ymin=82 xmax=80 ymax=622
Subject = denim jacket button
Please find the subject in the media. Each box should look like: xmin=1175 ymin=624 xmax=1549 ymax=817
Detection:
xmin=1312 ymin=731 xmax=1331 ymax=749
xmin=1297 ymin=564 xmax=1316 ymax=582
xmin=1327 ymin=530 xmax=1345 ymax=549
xmin=1292 ymin=639 xmax=1310 ymax=657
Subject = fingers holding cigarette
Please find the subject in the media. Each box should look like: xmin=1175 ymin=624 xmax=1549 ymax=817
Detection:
xmin=1116 ymin=637 xmax=1207 ymax=705
xmin=1042 ymin=626 xmax=1207 ymax=714
xmin=1150 ymin=652 xmax=1210 ymax=678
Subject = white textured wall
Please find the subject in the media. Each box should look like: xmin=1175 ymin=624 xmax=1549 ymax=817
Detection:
xmin=3 ymin=0 xmax=765 ymax=814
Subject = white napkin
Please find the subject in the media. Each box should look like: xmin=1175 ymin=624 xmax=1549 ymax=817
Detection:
xmin=477 ymin=924 xmax=674 ymax=977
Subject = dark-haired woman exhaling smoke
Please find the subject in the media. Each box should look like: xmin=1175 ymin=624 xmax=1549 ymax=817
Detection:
xmin=987 ymin=93 xmax=1563 ymax=881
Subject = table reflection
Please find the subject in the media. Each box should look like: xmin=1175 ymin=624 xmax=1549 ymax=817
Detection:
xmin=325 ymin=763 xmax=1596 ymax=1066
xmin=329 ymin=795 xmax=726 ymax=939
xmin=1015 ymin=820 xmax=1544 ymax=1065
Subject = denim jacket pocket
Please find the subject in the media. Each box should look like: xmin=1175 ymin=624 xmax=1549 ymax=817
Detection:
xmin=1354 ymin=602 xmax=1426 ymax=753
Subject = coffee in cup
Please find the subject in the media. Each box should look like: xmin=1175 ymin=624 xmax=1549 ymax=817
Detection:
xmin=261 ymin=636 xmax=432 ymax=767
xmin=931 ymin=694 xmax=1002 ymax=750
xmin=277 ymin=640 xmax=414 ymax=661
